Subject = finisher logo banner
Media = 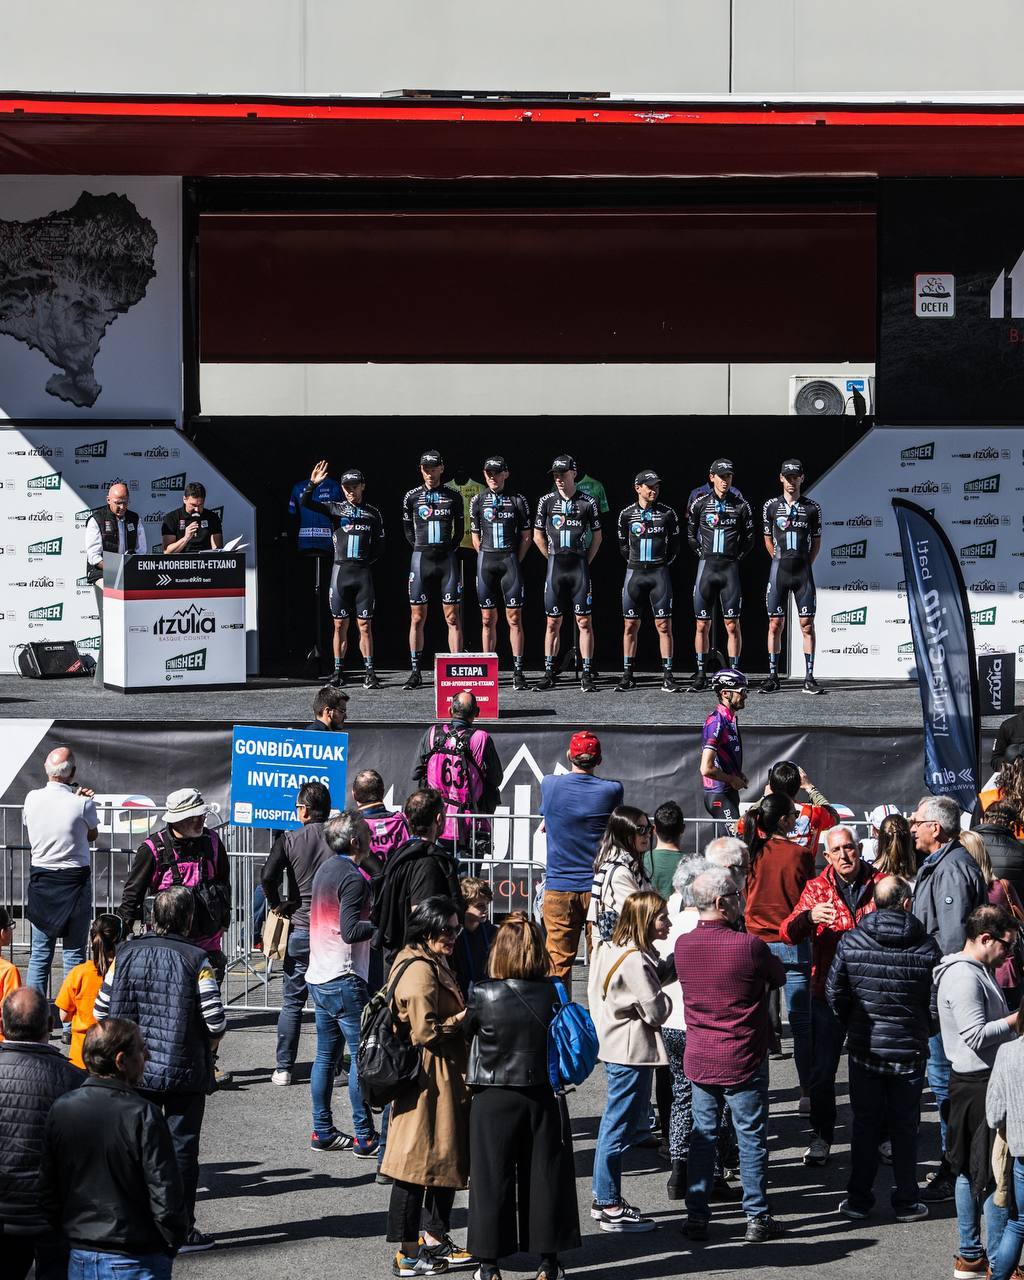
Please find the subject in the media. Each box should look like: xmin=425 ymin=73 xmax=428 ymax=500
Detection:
xmin=893 ymin=499 xmax=981 ymax=811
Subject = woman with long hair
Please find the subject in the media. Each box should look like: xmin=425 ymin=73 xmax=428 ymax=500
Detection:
xmin=589 ymin=890 xmax=672 ymax=1232
xmin=872 ymin=813 xmax=917 ymax=881
xmin=380 ymin=896 xmax=473 ymax=1278
xmin=741 ymin=793 xmax=814 ymax=1100
xmin=54 ymin=913 xmax=122 ymax=1069
xmin=465 ymin=913 xmax=580 ymax=1280
xmin=587 ymin=806 xmax=654 ymax=944
xmin=991 ymin=756 xmax=1024 ymax=835
xmin=961 ymin=830 xmax=1024 ymax=1008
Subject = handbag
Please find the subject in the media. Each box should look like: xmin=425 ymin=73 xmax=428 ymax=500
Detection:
xmin=357 ymin=957 xmax=428 ymax=1110
xmin=262 ymin=908 xmax=291 ymax=961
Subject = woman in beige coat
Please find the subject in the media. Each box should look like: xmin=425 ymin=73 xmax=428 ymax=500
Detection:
xmin=379 ymin=896 xmax=472 ymax=1277
xmin=588 ymin=890 xmax=671 ymax=1233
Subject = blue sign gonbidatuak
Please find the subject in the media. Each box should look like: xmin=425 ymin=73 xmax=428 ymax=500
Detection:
xmin=230 ymin=724 xmax=348 ymax=830
xmin=893 ymin=498 xmax=981 ymax=813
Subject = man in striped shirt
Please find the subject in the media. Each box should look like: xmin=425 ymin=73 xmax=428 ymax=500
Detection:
xmin=94 ymin=886 xmax=226 ymax=1253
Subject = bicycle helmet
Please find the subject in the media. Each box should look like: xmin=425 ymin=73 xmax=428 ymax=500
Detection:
xmin=711 ymin=667 xmax=749 ymax=693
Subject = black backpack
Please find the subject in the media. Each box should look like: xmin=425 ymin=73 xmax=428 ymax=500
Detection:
xmin=356 ymin=956 xmax=429 ymax=1110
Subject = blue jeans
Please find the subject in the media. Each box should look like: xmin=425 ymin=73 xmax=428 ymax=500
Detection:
xmin=27 ymin=884 xmax=92 ymax=995
xmin=593 ymin=1062 xmax=653 ymax=1206
xmin=991 ymin=1157 xmax=1024 ymax=1280
xmin=809 ymin=997 xmax=847 ymax=1142
xmin=955 ymin=1170 xmax=1010 ymax=1262
xmin=276 ymin=928 xmax=310 ymax=1070
xmin=69 ymin=1248 xmax=172 ymax=1280
xmin=927 ymin=1032 xmax=952 ymax=1153
xmin=308 ymin=972 xmax=373 ymax=1143
xmin=687 ymin=1057 xmax=770 ymax=1221
xmin=768 ymin=939 xmax=811 ymax=1090
xmin=847 ymin=1061 xmax=924 ymax=1212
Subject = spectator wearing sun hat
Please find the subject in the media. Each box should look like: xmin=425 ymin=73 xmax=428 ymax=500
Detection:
xmin=860 ymin=805 xmax=901 ymax=865
xmin=540 ymin=731 xmax=624 ymax=987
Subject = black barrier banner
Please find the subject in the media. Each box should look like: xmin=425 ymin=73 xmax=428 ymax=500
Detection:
xmin=0 ymin=720 xmax=926 ymax=843
xmin=894 ymin=498 xmax=981 ymax=812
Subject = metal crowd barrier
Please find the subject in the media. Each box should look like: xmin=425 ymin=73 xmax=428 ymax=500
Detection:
xmin=0 ymin=803 xmax=875 ymax=1013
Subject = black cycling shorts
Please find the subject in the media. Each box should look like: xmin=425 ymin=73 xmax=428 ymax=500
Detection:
xmin=477 ymin=551 xmax=524 ymax=610
xmin=703 ymin=789 xmax=740 ymax=828
xmin=409 ymin=547 xmax=461 ymax=606
xmin=543 ymin=555 xmax=592 ymax=618
xmin=329 ymin=562 xmax=375 ymax=620
xmin=622 ymin=566 xmax=673 ymax=619
xmin=766 ymin=557 xmax=817 ymax=618
xmin=693 ymin=556 xmax=742 ymax=620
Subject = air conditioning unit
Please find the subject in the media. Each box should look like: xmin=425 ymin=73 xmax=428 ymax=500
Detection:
xmin=789 ymin=375 xmax=875 ymax=417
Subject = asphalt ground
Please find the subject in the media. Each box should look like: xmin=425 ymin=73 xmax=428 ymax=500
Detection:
xmin=172 ymin=974 xmax=957 ymax=1280
xmin=1 ymin=670 xmax=1019 ymax=732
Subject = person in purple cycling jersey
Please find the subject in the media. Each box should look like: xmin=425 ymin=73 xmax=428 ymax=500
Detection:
xmin=700 ymin=669 xmax=749 ymax=826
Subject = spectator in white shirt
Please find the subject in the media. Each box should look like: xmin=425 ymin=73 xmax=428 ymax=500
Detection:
xmin=22 ymin=748 xmax=98 ymax=996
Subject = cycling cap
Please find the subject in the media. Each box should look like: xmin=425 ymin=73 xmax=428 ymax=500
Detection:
xmin=711 ymin=668 xmax=748 ymax=693
xmin=484 ymin=456 xmax=508 ymax=473
xmin=635 ymin=469 xmax=662 ymax=486
xmin=551 ymin=454 xmax=577 ymax=473
xmin=781 ymin=458 xmax=805 ymax=476
xmin=568 ymin=730 xmax=602 ymax=761
xmin=709 ymin=458 xmax=734 ymax=476
xmin=420 ymin=450 xmax=444 ymax=468
xmin=340 ymin=469 xmax=365 ymax=486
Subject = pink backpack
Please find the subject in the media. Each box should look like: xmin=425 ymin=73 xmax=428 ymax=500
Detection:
xmin=423 ymin=723 xmax=489 ymax=843
xmin=367 ymin=811 xmax=410 ymax=862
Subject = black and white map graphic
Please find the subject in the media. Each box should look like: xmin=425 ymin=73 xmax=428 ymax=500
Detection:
xmin=0 ymin=192 xmax=157 ymax=407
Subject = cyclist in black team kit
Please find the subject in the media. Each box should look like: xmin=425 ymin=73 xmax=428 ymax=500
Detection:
xmin=302 ymin=460 xmax=385 ymax=689
xmin=533 ymin=454 xmax=602 ymax=692
xmin=616 ymin=469 xmax=681 ymax=693
xmin=760 ymin=458 xmax=824 ymax=695
xmin=402 ymin=449 xmax=464 ymax=690
xmin=687 ymin=458 xmax=754 ymax=690
xmin=470 ymin=455 xmax=532 ymax=691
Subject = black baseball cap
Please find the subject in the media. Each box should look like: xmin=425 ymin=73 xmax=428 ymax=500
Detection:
xmin=781 ymin=458 xmax=805 ymax=476
xmin=483 ymin=456 xmax=508 ymax=474
xmin=551 ymin=454 xmax=577 ymax=473
xmin=635 ymin=469 xmax=661 ymax=487
xmin=420 ymin=450 xmax=444 ymax=468
xmin=340 ymin=469 xmax=365 ymax=486
xmin=709 ymin=458 xmax=734 ymax=476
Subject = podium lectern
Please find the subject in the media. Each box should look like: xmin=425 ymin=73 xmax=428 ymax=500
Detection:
xmin=102 ymin=551 xmax=246 ymax=691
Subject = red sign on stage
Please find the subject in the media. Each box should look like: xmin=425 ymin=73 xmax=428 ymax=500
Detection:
xmin=434 ymin=652 xmax=499 ymax=720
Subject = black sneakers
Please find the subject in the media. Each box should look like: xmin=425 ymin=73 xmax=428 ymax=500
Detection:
xmin=690 ymin=671 xmax=709 ymax=692
xmin=615 ymin=672 xmax=637 ymax=692
xmin=580 ymin=670 xmax=597 ymax=693
xmin=403 ymin=671 xmax=423 ymax=691
xmin=744 ymin=1214 xmax=784 ymax=1243
xmin=661 ymin=672 xmax=680 ymax=693
xmin=511 ymin=670 xmax=529 ymax=691
xmin=534 ymin=671 xmax=557 ymax=691
xmin=363 ymin=670 xmax=382 ymax=690
xmin=802 ymin=675 xmax=824 ymax=695
xmin=759 ymin=673 xmax=781 ymax=694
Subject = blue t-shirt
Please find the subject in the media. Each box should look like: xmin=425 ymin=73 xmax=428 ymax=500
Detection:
xmin=289 ymin=477 xmax=343 ymax=553
xmin=540 ymin=772 xmax=624 ymax=892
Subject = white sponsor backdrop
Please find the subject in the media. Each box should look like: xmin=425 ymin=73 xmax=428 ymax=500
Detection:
xmin=0 ymin=176 xmax=182 ymax=422
xmin=791 ymin=426 xmax=1024 ymax=679
xmin=0 ymin=425 xmax=258 ymax=674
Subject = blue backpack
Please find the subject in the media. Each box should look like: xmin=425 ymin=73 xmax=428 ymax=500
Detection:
xmin=547 ymin=979 xmax=599 ymax=1092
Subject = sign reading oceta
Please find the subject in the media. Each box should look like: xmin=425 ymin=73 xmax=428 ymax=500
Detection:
xmin=230 ymin=725 xmax=349 ymax=831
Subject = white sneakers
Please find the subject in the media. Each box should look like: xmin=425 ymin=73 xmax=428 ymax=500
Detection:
xmin=271 ymin=1069 xmax=292 ymax=1086
xmin=803 ymin=1137 xmax=831 ymax=1166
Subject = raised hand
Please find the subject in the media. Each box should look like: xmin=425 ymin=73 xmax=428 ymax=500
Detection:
xmin=311 ymin=459 xmax=330 ymax=485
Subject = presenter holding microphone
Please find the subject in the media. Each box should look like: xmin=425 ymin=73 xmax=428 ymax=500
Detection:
xmin=161 ymin=481 xmax=224 ymax=553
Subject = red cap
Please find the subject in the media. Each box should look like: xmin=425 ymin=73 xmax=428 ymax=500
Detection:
xmin=569 ymin=730 xmax=602 ymax=761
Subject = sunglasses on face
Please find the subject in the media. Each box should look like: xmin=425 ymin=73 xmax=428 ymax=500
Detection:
xmin=438 ymin=925 xmax=463 ymax=940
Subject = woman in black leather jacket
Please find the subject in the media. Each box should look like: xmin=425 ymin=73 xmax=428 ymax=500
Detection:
xmin=464 ymin=913 xmax=581 ymax=1280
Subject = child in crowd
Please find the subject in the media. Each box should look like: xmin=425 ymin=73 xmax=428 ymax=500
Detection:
xmin=452 ymin=876 xmax=497 ymax=998
xmin=0 ymin=906 xmax=22 ymax=1040
xmin=55 ymin=913 xmax=121 ymax=1069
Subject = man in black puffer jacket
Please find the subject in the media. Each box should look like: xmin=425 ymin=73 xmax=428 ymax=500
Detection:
xmin=975 ymin=802 xmax=1024 ymax=900
xmin=0 ymin=987 xmax=83 ymax=1280
xmin=826 ymin=875 xmax=941 ymax=1223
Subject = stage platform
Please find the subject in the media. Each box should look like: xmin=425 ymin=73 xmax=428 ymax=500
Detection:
xmin=0 ymin=670 xmax=1017 ymax=733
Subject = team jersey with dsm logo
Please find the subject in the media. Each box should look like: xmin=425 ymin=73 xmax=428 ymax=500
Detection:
xmin=470 ymin=490 xmax=531 ymax=553
xmin=534 ymin=490 xmax=600 ymax=558
xmin=762 ymin=495 xmax=822 ymax=561
xmin=616 ymin=501 xmax=680 ymax=567
xmin=402 ymin=484 xmax=464 ymax=550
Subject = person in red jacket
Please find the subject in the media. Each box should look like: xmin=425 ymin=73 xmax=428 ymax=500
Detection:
xmin=780 ymin=825 xmax=883 ymax=1169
